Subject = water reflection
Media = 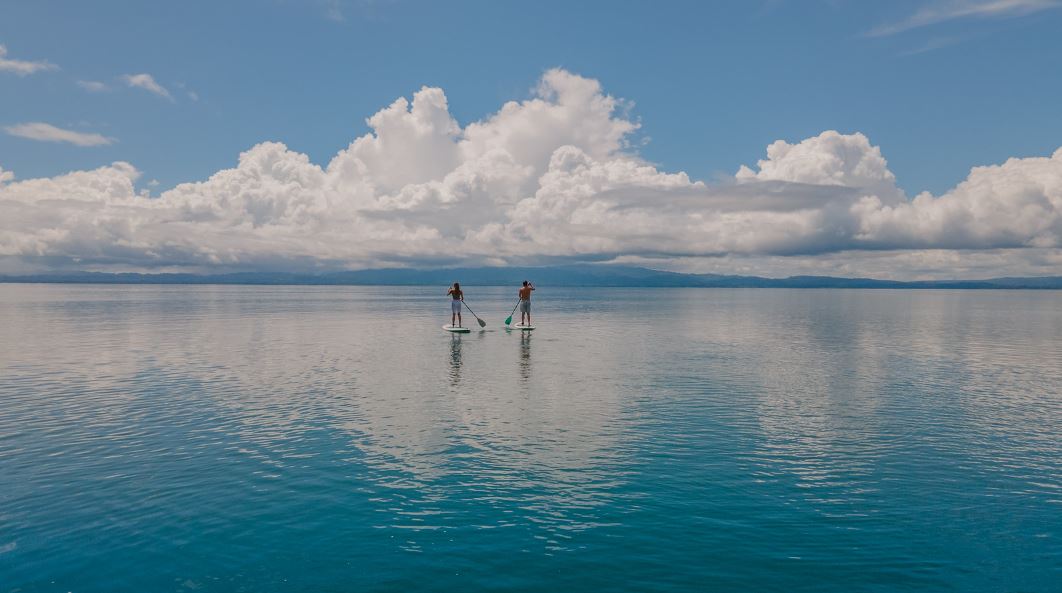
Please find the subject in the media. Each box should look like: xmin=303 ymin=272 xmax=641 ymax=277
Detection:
xmin=0 ymin=286 xmax=640 ymax=553
xmin=448 ymin=334 xmax=463 ymax=386
xmin=744 ymin=295 xmax=887 ymax=514
xmin=519 ymin=331 xmax=531 ymax=381
xmin=3 ymin=285 xmax=1060 ymax=591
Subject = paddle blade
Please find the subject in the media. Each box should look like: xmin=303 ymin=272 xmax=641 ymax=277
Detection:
xmin=504 ymin=315 xmax=512 ymax=326
xmin=477 ymin=318 xmax=486 ymax=327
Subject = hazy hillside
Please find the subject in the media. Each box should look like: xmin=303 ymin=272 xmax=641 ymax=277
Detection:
xmin=3 ymin=266 xmax=1061 ymax=289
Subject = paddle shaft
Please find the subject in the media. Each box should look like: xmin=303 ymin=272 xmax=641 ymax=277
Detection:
xmin=462 ymin=301 xmax=487 ymax=326
xmin=504 ymin=299 xmax=521 ymax=325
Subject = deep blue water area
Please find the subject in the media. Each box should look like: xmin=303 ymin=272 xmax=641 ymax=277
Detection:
xmin=1 ymin=285 xmax=1059 ymax=592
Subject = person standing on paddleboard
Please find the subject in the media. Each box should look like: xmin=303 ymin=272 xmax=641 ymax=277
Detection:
xmin=518 ymin=280 xmax=534 ymax=326
xmin=447 ymin=282 xmax=464 ymax=327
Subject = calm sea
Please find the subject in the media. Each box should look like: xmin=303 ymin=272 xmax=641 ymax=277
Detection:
xmin=1 ymin=285 xmax=1060 ymax=592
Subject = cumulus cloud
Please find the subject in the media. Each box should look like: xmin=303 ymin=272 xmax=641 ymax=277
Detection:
xmin=122 ymin=73 xmax=173 ymax=101
xmin=0 ymin=68 xmax=1060 ymax=278
xmin=852 ymin=148 xmax=1062 ymax=249
xmin=4 ymin=122 xmax=115 ymax=147
xmin=736 ymin=131 xmax=905 ymax=205
xmin=0 ymin=44 xmax=58 ymax=75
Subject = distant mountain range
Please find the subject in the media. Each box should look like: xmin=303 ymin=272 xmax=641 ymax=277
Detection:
xmin=2 ymin=265 xmax=1061 ymax=289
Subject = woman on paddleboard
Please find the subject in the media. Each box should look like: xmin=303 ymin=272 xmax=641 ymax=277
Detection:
xmin=447 ymin=282 xmax=464 ymax=327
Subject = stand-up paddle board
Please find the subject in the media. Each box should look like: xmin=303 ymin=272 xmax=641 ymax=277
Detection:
xmin=443 ymin=325 xmax=471 ymax=333
xmin=511 ymin=323 xmax=535 ymax=331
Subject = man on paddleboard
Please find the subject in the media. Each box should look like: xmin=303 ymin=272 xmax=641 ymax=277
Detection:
xmin=518 ymin=280 xmax=534 ymax=326
xmin=447 ymin=282 xmax=464 ymax=327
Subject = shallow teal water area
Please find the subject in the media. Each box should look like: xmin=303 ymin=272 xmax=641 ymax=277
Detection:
xmin=1 ymin=285 xmax=1060 ymax=592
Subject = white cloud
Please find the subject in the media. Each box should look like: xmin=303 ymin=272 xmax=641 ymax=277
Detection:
xmin=4 ymin=122 xmax=115 ymax=147
xmin=869 ymin=0 xmax=1061 ymax=37
xmin=77 ymin=80 xmax=110 ymax=92
xmin=852 ymin=147 xmax=1062 ymax=249
xmin=0 ymin=44 xmax=58 ymax=75
xmin=328 ymin=86 xmax=463 ymax=195
xmin=0 ymin=69 xmax=1059 ymax=279
xmin=122 ymin=73 xmax=174 ymax=101
xmin=461 ymin=69 xmax=639 ymax=183
xmin=735 ymin=131 xmax=906 ymax=205
xmin=618 ymin=248 xmax=1062 ymax=281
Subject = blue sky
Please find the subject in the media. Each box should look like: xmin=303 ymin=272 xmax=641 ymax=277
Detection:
xmin=1 ymin=1 xmax=1061 ymax=278
xmin=3 ymin=0 xmax=1060 ymax=194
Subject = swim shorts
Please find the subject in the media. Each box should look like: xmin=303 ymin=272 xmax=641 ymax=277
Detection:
xmin=519 ymin=299 xmax=531 ymax=313
xmin=452 ymin=300 xmax=462 ymax=313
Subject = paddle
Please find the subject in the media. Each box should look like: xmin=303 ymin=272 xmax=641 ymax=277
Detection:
xmin=503 ymin=299 xmax=520 ymax=326
xmin=463 ymin=301 xmax=487 ymax=328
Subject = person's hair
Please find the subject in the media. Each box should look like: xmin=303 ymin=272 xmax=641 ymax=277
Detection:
xmin=522 ymin=280 xmax=529 ymax=286
xmin=454 ymin=282 xmax=460 ymax=290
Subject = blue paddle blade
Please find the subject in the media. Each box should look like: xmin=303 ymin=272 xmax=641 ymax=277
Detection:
xmin=504 ymin=299 xmax=520 ymax=326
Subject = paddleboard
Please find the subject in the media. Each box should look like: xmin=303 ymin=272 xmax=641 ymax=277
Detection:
xmin=511 ymin=323 xmax=535 ymax=331
xmin=443 ymin=325 xmax=471 ymax=333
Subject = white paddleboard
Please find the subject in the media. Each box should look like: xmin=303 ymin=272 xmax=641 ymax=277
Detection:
xmin=443 ymin=325 xmax=471 ymax=333
xmin=511 ymin=324 xmax=535 ymax=331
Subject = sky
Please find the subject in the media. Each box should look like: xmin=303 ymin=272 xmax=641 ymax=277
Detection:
xmin=1 ymin=0 xmax=1061 ymax=279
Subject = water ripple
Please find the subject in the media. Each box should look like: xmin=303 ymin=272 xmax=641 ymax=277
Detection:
xmin=1 ymin=285 xmax=1059 ymax=592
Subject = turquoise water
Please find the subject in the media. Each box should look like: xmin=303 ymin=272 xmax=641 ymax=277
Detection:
xmin=1 ymin=285 xmax=1060 ymax=592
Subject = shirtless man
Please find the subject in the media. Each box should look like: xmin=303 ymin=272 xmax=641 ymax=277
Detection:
xmin=517 ymin=280 xmax=534 ymax=326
